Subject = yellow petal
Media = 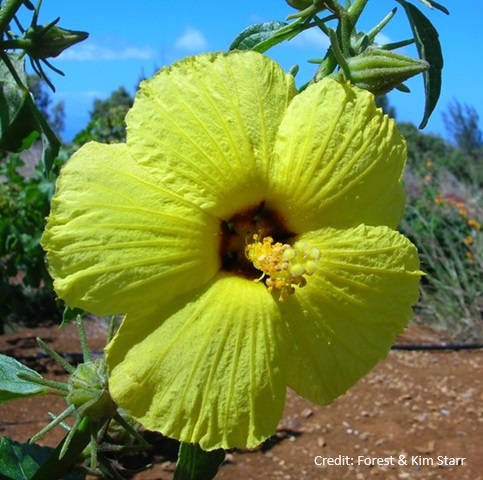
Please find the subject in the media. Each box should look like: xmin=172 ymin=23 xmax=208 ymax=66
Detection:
xmin=42 ymin=142 xmax=219 ymax=316
xmin=279 ymin=224 xmax=422 ymax=405
xmin=106 ymin=275 xmax=286 ymax=450
xmin=126 ymin=51 xmax=297 ymax=219
xmin=267 ymin=78 xmax=406 ymax=232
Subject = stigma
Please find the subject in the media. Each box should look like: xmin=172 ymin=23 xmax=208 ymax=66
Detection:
xmin=245 ymin=234 xmax=320 ymax=302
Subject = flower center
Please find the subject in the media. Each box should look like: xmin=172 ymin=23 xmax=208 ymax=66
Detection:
xmin=245 ymin=235 xmax=320 ymax=302
xmin=219 ymin=202 xmax=320 ymax=301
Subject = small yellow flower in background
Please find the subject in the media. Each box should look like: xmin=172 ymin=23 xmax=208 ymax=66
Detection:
xmin=468 ymin=218 xmax=481 ymax=230
xmin=464 ymin=235 xmax=473 ymax=246
xmin=42 ymin=51 xmax=422 ymax=451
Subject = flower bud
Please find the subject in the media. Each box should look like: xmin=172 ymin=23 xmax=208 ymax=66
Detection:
xmin=67 ymin=359 xmax=117 ymax=422
xmin=345 ymin=48 xmax=429 ymax=96
xmin=25 ymin=22 xmax=88 ymax=59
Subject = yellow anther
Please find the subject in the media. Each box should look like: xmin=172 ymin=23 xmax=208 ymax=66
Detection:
xmin=245 ymin=235 xmax=320 ymax=302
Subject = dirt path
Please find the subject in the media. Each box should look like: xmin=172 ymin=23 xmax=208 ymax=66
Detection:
xmin=1 ymin=321 xmax=482 ymax=480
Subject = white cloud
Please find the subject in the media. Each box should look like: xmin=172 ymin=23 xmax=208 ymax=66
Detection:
xmin=174 ymin=27 xmax=208 ymax=53
xmin=373 ymin=33 xmax=409 ymax=54
xmin=288 ymin=28 xmax=330 ymax=50
xmin=59 ymin=42 xmax=157 ymax=61
xmin=374 ymin=33 xmax=392 ymax=46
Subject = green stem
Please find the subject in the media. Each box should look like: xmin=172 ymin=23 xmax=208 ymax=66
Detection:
xmin=366 ymin=7 xmax=397 ymax=42
xmin=30 ymin=405 xmax=76 ymax=444
xmin=381 ymin=38 xmax=415 ymax=50
xmin=313 ymin=14 xmax=334 ymax=36
xmin=0 ymin=0 xmax=24 ymax=35
xmin=339 ymin=10 xmax=351 ymax=55
xmin=76 ymin=316 xmax=91 ymax=363
xmin=31 ymin=417 xmax=92 ymax=480
xmin=106 ymin=315 xmax=119 ymax=344
xmin=328 ymin=28 xmax=351 ymax=77
xmin=347 ymin=0 xmax=370 ymax=25
xmin=113 ymin=411 xmax=150 ymax=448
xmin=17 ymin=372 xmax=69 ymax=394
xmin=314 ymin=49 xmax=338 ymax=81
xmin=0 ymin=38 xmax=31 ymax=50
xmin=323 ymin=0 xmax=345 ymax=17
xmin=37 ymin=337 xmax=75 ymax=374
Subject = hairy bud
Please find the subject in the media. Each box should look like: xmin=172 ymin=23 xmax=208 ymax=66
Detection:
xmin=25 ymin=21 xmax=88 ymax=59
xmin=67 ymin=359 xmax=117 ymax=422
xmin=345 ymin=48 xmax=429 ymax=95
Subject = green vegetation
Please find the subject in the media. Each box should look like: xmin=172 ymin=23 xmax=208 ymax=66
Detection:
xmin=0 ymin=85 xmax=133 ymax=332
xmin=0 ymin=148 xmax=68 ymax=331
xmin=399 ymin=109 xmax=483 ymax=342
xmin=443 ymin=99 xmax=482 ymax=157
xmin=73 ymin=86 xmax=133 ymax=144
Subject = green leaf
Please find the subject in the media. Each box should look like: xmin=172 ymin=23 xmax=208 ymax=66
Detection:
xmin=0 ymin=52 xmax=60 ymax=173
xmin=0 ymin=54 xmax=39 ymax=152
xmin=173 ymin=443 xmax=225 ymax=480
xmin=0 ymin=437 xmax=46 ymax=480
xmin=417 ymin=0 xmax=449 ymax=15
xmin=396 ymin=0 xmax=444 ymax=128
xmin=0 ymin=437 xmax=84 ymax=480
xmin=36 ymin=105 xmax=61 ymax=174
xmin=0 ymin=354 xmax=48 ymax=404
xmin=22 ymin=91 xmax=61 ymax=173
xmin=229 ymin=21 xmax=303 ymax=53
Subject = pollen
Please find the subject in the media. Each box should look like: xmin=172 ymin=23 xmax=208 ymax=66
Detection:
xmin=245 ymin=234 xmax=321 ymax=302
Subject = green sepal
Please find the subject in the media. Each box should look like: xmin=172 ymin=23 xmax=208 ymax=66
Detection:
xmin=0 ymin=354 xmax=48 ymax=405
xmin=396 ymin=0 xmax=444 ymax=128
xmin=173 ymin=443 xmax=225 ymax=480
xmin=0 ymin=437 xmax=85 ymax=480
xmin=229 ymin=20 xmax=303 ymax=53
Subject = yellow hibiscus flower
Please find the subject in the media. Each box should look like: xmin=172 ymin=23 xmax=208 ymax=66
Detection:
xmin=42 ymin=51 xmax=422 ymax=451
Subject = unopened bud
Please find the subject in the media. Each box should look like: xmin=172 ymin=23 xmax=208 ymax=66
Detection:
xmin=345 ymin=48 xmax=429 ymax=96
xmin=67 ymin=359 xmax=117 ymax=422
xmin=25 ymin=21 xmax=88 ymax=59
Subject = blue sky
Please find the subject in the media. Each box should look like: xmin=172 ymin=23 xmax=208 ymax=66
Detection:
xmin=20 ymin=0 xmax=482 ymax=141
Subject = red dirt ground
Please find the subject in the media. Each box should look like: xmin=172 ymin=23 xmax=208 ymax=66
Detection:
xmin=0 ymin=319 xmax=482 ymax=480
